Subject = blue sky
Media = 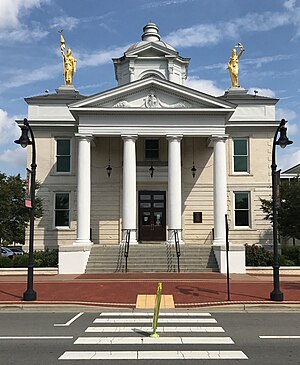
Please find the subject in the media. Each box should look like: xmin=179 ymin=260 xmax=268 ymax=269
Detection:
xmin=1 ymin=0 xmax=299 ymax=176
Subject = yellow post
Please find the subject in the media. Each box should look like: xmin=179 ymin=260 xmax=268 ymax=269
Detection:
xmin=150 ymin=282 xmax=162 ymax=338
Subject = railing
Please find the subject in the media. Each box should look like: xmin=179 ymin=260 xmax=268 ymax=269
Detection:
xmin=174 ymin=229 xmax=181 ymax=272
xmin=168 ymin=229 xmax=181 ymax=272
xmin=124 ymin=229 xmax=131 ymax=273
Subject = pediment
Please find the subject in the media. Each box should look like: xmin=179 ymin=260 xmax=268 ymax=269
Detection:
xmin=70 ymin=77 xmax=235 ymax=111
xmin=125 ymin=42 xmax=178 ymax=57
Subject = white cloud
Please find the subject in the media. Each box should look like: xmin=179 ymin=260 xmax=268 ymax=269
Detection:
xmin=243 ymin=54 xmax=292 ymax=68
xmin=186 ymin=77 xmax=225 ymax=96
xmin=143 ymin=0 xmax=195 ymax=8
xmin=278 ymin=147 xmax=300 ymax=171
xmin=78 ymin=45 xmax=130 ymax=68
xmin=284 ymin=0 xmax=296 ymax=10
xmin=0 ymin=0 xmax=49 ymax=29
xmin=164 ymin=2 xmax=300 ymax=49
xmin=0 ymin=25 xmax=48 ymax=43
xmin=2 ymin=64 xmax=60 ymax=90
xmin=49 ymin=16 xmax=80 ymax=31
xmin=276 ymin=107 xmax=297 ymax=121
xmin=248 ymin=88 xmax=276 ymax=98
xmin=0 ymin=147 xmax=27 ymax=168
xmin=165 ymin=24 xmax=222 ymax=48
xmin=0 ymin=0 xmax=49 ymax=43
xmin=0 ymin=109 xmax=21 ymax=145
xmin=286 ymin=122 xmax=299 ymax=136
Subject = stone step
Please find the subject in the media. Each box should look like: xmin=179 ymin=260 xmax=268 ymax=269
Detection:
xmin=85 ymin=244 xmax=219 ymax=273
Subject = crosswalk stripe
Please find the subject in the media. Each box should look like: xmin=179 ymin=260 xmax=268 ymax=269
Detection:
xmin=94 ymin=318 xmax=217 ymax=324
xmin=74 ymin=336 xmax=234 ymax=345
xmin=59 ymin=350 xmax=248 ymax=360
xmin=85 ymin=326 xmax=225 ymax=333
xmin=99 ymin=312 xmax=211 ymax=317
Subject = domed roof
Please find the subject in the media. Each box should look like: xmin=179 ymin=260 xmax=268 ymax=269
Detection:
xmin=126 ymin=22 xmax=176 ymax=53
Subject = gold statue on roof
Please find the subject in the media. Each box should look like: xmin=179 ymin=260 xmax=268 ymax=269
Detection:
xmin=227 ymin=42 xmax=245 ymax=87
xmin=59 ymin=30 xmax=77 ymax=85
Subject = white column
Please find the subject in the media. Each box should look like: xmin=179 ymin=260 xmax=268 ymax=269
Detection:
xmin=167 ymin=135 xmax=183 ymax=243
xmin=74 ymin=135 xmax=93 ymax=245
xmin=212 ymin=135 xmax=228 ymax=246
xmin=122 ymin=135 xmax=137 ymax=243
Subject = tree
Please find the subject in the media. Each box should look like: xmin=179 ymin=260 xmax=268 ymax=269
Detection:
xmin=261 ymin=178 xmax=300 ymax=241
xmin=0 ymin=172 xmax=43 ymax=245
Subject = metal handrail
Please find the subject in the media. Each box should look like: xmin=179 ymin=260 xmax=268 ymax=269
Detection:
xmin=168 ymin=229 xmax=181 ymax=272
xmin=124 ymin=229 xmax=130 ymax=272
xmin=174 ymin=229 xmax=181 ymax=272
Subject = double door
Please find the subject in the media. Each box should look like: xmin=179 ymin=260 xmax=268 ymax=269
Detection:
xmin=138 ymin=191 xmax=166 ymax=242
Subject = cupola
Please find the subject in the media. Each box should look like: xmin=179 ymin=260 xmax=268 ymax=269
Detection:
xmin=112 ymin=22 xmax=190 ymax=86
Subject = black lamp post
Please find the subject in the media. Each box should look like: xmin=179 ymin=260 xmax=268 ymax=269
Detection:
xmin=14 ymin=118 xmax=37 ymax=301
xmin=270 ymin=119 xmax=293 ymax=302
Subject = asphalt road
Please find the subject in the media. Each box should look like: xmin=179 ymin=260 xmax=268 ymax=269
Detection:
xmin=0 ymin=310 xmax=299 ymax=364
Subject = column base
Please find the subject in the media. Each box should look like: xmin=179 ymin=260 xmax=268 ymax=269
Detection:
xmin=167 ymin=230 xmax=184 ymax=244
xmin=59 ymin=245 xmax=92 ymax=274
xmin=73 ymin=239 xmax=93 ymax=246
xmin=121 ymin=230 xmax=137 ymax=244
xmin=213 ymin=243 xmax=246 ymax=274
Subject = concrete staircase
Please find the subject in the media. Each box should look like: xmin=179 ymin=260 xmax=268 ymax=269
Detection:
xmin=85 ymin=244 xmax=219 ymax=273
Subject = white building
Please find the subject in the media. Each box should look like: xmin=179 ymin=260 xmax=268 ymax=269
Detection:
xmin=21 ymin=23 xmax=279 ymax=274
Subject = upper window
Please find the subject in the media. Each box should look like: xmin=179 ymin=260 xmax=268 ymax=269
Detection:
xmin=234 ymin=191 xmax=250 ymax=227
xmin=145 ymin=139 xmax=159 ymax=161
xmin=54 ymin=192 xmax=70 ymax=227
xmin=233 ymin=138 xmax=248 ymax=173
xmin=56 ymin=139 xmax=71 ymax=173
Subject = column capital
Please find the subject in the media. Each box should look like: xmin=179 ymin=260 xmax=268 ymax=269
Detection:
xmin=210 ymin=134 xmax=229 ymax=142
xmin=208 ymin=134 xmax=229 ymax=147
xmin=121 ymin=134 xmax=138 ymax=141
xmin=166 ymin=135 xmax=183 ymax=142
xmin=75 ymin=134 xmax=93 ymax=142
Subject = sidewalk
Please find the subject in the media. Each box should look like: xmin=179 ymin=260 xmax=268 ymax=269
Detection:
xmin=0 ymin=272 xmax=299 ymax=309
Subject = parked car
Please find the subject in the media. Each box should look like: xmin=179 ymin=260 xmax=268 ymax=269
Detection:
xmin=1 ymin=247 xmax=14 ymax=258
xmin=6 ymin=247 xmax=24 ymax=255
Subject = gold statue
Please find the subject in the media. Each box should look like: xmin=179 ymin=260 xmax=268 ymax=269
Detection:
xmin=227 ymin=43 xmax=244 ymax=87
xmin=59 ymin=30 xmax=77 ymax=85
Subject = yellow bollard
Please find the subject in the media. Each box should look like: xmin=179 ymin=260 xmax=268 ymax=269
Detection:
xmin=150 ymin=282 xmax=162 ymax=338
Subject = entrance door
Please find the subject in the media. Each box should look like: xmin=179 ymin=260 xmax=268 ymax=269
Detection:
xmin=139 ymin=191 xmax=166 ymax=242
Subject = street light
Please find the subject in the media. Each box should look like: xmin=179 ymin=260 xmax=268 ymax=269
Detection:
xmin=14 ymin=118 xmax=37 ymax=301
xmin=270 ymin=119 xmax=293 ymax=302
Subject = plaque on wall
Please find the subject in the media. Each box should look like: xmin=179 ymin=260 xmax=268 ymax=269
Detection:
xmin=193 ymin=212 xmax=202 ymax=223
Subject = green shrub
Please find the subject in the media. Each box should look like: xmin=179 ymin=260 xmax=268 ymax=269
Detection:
xmin=245 ymin=244 xmax=273 ymax=266
xmin=0 ymin=249 xmax=58 ymax=268
xmin=12 ymin=254 xmax=29 ymax=267
xmin=33 ymin=249 xmax=58 ymax=267
xmin=0 ymin=256 xmax=13 ymax=267
xmin=281 ymin=246 xmax=300 ymax=266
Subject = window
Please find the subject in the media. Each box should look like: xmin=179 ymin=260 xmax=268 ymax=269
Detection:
xmin=234 ymin=192 xmax=250 ymax=227
xmin=55 ymin=192 xmax=70 ymax=227
xmin=145 ymin=139 xmax=159 ymax=161
xmin=233 ymin=138 xmax=248 ymax=173
xmin=56 ymin=139 xmax=71 ymax=173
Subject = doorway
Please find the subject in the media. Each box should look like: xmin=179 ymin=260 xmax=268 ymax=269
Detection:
xmin=138 ymin=191 xmax=166 ymax=242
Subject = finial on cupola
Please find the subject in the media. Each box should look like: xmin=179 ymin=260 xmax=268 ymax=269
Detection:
xmin=142 ymin=22 xmax=161 ymax=42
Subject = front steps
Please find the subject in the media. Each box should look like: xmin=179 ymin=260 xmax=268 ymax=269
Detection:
xmin=85 ymin=244 xmax=219 ymax=273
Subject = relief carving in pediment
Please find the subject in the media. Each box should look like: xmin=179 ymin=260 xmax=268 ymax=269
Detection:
xmin=113 ymin=90 xmax=191 ymax=108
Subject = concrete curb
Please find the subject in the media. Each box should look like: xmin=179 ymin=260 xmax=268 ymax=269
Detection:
xmin=1 ymin=301 xmax=300 ymax=312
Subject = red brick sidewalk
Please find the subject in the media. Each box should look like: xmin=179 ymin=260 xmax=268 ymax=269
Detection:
xmin=0 ymin=273 xmax=299 ymax=307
